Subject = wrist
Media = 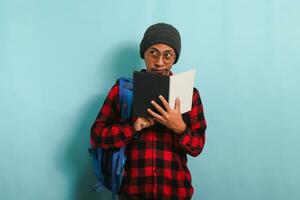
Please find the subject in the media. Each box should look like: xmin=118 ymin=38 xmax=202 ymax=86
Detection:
xmin=173 ymin=122 xmax=186 ymax=135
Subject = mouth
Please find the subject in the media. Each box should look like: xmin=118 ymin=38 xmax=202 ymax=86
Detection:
xmin=151 ymin=69 xmax=167 ymax=75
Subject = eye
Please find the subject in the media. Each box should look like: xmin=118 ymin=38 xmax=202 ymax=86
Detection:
xmin=148 ymin=50 xmax=159 ymax=58
xmin=163 ymin=52 xmax=174 ymax=60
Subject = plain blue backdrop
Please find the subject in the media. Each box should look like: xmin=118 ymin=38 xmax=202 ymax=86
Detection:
xmin=1 ymin=0 xmax=300 ymax=199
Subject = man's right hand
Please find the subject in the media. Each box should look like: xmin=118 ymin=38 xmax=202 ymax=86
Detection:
xmin=133 ymin=117 xmax=155 ymax=131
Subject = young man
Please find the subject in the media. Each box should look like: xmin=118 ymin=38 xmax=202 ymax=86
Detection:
xmin=90 ymin=23 xmax=207 ymax=200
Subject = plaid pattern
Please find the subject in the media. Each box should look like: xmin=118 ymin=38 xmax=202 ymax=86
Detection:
xmin=90 ymin=81 xmax=207 ymax=200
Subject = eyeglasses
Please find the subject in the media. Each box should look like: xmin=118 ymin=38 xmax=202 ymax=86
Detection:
xmin=145 ymin=48 xmax=176 ymax=65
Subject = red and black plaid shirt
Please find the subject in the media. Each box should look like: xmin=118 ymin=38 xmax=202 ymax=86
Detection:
xmin=90 ymin=80 xmax=207 ymax=200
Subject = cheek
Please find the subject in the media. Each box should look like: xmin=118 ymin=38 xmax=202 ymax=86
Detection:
xmin=145 ymin=59 xmax=154 ymax=70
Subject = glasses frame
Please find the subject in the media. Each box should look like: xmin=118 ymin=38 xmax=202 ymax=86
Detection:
xmin=144 ymin=47 xmax=176 ymax=65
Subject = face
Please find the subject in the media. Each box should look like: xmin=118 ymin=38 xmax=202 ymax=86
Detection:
xmin=144 ymin=43 xmax=176 ymax=76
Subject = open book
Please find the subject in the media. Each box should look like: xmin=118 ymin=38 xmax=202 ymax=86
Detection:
xmin=132 ymin=69 xmax=195 ymax=118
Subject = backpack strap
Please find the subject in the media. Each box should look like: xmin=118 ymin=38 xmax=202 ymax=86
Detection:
xmin=110 ymin=147 xmax=126 ymax=200
xmin=88 ymin=148 xmax=105 ymax=191
xmin=111 ymin=152 xmax=118 ymax=200
xmin=119 ymin=77 xmax=139 ymax=140
xmin=118 ymin=77 xmax=133 ymax=122
xmin=110 ymin=77 xmax=133 ymax=200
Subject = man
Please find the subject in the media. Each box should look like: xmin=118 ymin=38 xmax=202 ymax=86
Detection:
xmin=90 ymin=23 xmax=207 ymax=200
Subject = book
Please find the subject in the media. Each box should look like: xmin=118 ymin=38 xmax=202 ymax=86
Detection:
xmin=132 ymin=69 xmax=195 ymax=118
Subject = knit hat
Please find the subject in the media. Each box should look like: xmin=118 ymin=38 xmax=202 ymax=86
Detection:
xmin=140 ymin=23 xmax=181 ymax=64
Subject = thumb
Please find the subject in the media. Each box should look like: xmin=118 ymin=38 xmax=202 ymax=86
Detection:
xmin=175 ymin=97 xmax=181 ymax=112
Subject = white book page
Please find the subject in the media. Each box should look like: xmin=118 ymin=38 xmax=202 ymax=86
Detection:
xmin=169 ymin=69 xmax=195 ymax=113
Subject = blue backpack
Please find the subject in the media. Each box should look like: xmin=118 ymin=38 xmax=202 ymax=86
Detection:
xmin=88 ymin=77 xmax=133 ymax=200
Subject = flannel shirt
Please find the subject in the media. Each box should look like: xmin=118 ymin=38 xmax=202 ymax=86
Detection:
xmin=90 ymin=79 xmax=207 ymax=200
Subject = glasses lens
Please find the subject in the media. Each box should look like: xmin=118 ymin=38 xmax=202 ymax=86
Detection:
xmin=147 ymin=49 xmax=159 ymax=60
xmin=146 ymin=49 xmax=175 ymax=64
xmin=163 ymin=52 xmax=175 ymax=64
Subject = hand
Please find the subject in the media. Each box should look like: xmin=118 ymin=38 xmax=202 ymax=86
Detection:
xmin=147 ymin=95 xmax=186 ymax=135
xmin=133 ymin=117 xmax=155 ymax=132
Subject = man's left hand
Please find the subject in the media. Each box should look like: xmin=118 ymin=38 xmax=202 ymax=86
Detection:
xmin=147 ymin=95 xmax=186 ymax=135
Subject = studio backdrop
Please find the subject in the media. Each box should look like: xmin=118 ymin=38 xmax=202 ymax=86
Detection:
xmin=0 ymin=0 xmax=299 ymax=200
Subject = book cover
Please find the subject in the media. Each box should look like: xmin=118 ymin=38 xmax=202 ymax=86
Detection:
xmin=132 ymin=69 xmax=195 ymax=118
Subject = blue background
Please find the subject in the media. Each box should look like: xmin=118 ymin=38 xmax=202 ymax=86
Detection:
xmin=1 ymin=0 xmax=299 ymax=199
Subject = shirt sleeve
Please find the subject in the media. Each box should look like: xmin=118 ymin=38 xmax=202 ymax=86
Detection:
xmin=90 ymin=82 xmax=137 ymax=149
xmin=177 ymin=88 xmax=207 ymax=157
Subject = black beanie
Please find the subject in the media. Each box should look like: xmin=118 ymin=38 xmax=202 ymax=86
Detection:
xmin=140 ymin=23 xmax=181 ymax=64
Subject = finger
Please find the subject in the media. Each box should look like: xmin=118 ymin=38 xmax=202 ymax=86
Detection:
xmin=142 ymin=121 xmax=150 ymax=128
xmin=147 ymin=118 xmax=155 ymax=126
xmin=141 ymin=117 xmax=150 ymax=122
xmin=147 ymin=108 xmax=166 ymax=122
xmin=150 ymin=118 xmax=155 ymax=125
xmin=144 ymin=122 xmax=150 ymax=128
xmin=152 ymin=117 xmax=166 ymax=126
xmin=144 ymin=118 xmax=152 ymax=126
xmin=151 ymin=100 xmax=167 ymax=115
xmin=159 ymin=95 xmax=172 ymax=111
xmin=175 ymin=97 xmax=181 ymax=112
xmin=150 ymin=115 xmax=165 ymax=125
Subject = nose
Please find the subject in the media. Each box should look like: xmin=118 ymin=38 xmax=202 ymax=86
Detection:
xmin=155 ymin=55 xmax=164 ymax=66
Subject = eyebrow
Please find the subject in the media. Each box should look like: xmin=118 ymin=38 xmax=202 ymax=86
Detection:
xmin=149 ymin=47 xmax=175 ymax=53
